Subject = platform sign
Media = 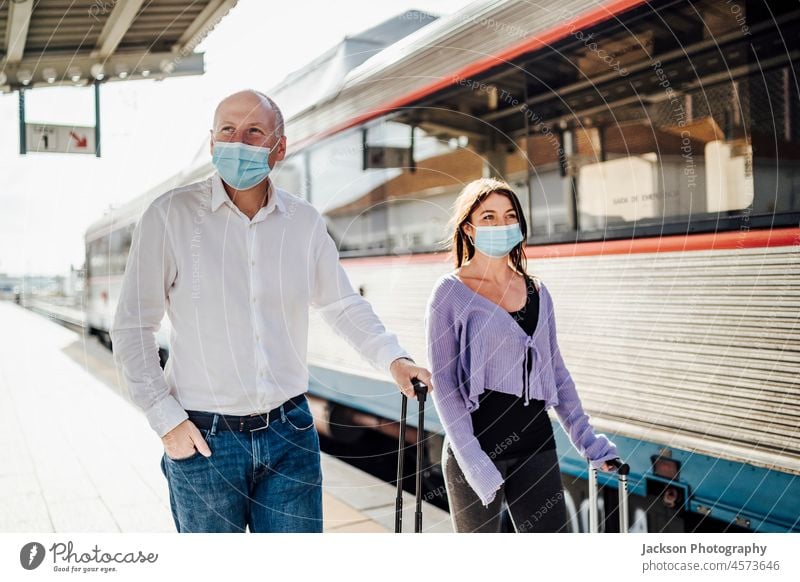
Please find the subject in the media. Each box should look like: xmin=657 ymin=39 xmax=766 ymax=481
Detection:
xmin=24 ymin=123 xmax=97 ymax=154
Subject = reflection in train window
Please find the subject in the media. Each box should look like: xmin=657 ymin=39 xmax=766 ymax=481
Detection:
xmin=565 ymin=69 xmax=799 ymax=232
xmin=109 ymin=226 xmax=133 ymax=276
xmin=305 ymin=119 xmax=479 ymax=255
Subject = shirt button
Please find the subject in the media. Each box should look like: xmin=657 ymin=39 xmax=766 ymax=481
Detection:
xmin=252 ymin=297 xmax=256 ymax=303
xmin=255 ymin=334 xmax=260 ymax=341
xmin=251 ymin=259 xmax=256 ymax=266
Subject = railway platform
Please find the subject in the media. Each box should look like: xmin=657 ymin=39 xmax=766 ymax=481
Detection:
xmin=0 ymin=300 xmax=452 ymax=533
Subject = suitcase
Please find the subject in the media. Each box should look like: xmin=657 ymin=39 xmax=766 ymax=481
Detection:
xmin=394 ymin=378 xmax=429 ymax=533
xmin=588 ymin=457 xmax=631 ymax=532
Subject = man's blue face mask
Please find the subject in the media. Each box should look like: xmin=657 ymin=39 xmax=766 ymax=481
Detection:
xmin=468 ymin=222 xmax=524 ymax=257
xmin=211 ymin=140 xmax=279 ymax=190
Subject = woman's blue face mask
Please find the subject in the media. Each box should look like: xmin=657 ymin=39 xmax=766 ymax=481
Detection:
xmin=211 ymin=140 xmax=278 ymax=190
xmin=467 ymin=222 xmax=524 ymax=257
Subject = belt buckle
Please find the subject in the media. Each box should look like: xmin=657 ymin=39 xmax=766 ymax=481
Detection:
xmin=248 ymin=411 xmax=269 ymax=432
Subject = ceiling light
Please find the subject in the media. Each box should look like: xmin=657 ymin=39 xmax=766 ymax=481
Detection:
xmin=90 ymin=63 xmax=105 ymax=80
xmin=43 ymin=67 xmax=58 ymax=83
xmin=16 ymin=69 xmax=33 ymax=85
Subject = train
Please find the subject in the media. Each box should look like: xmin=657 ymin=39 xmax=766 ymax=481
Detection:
xmin=85 ymin=0 xmax=800 ymax=532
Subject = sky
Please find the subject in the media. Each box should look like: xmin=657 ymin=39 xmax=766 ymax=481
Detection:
xmin=0 ymin=0 xmax=469 ymax=277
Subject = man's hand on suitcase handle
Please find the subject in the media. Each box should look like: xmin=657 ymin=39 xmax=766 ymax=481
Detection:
xmin=390 ymin=357 xmax=432 ymax=399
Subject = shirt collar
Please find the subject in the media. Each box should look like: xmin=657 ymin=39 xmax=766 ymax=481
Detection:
xmin=210 ymin=172 xmax=286 ymax=216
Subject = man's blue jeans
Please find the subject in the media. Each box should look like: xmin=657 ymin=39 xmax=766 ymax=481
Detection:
xmin=160 ymin=395 xmax=323 ymax=532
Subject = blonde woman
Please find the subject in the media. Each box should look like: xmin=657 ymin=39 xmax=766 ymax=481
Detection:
xmin=425 ymin=177 xmax=620 ymax=533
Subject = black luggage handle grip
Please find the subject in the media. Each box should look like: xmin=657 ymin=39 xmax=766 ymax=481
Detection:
xmin=413 ymin=379 xmax=428 ymax=401
xmin=395 ymin=378 xmax=428 ymax=533
xmin=607 ymin=457 xmax=630 ymax=476
xmin=589 ymin=457 xmax=631 ymax=533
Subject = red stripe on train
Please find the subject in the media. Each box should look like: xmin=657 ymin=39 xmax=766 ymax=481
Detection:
xmin=340 ymin=227 xmax=800 ymax=266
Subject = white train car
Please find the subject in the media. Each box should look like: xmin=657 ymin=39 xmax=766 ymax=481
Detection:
xmin=87 ymin=0 xmax=800 ymax=532
xmin=84 ymin=163 xmax=214 ymax=362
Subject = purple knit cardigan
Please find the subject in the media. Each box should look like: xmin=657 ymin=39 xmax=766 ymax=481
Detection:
xmin=425 ymin=272 xmax=619 ymax=506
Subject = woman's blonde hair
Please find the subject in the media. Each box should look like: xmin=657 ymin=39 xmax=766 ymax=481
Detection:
xmin=445 ymin=177 xmax=529 ymax=275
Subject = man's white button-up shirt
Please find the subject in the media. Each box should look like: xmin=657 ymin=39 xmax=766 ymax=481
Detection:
xmin=111 ymin=173 xmax=410 ymax=437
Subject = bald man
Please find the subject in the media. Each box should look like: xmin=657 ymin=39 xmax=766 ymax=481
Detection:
xmin=111 ymin=90 xmax=432 ymax=533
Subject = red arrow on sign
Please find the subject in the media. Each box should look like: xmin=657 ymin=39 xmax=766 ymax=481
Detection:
xmin=69 ymin=131 xmax=88 ymax=148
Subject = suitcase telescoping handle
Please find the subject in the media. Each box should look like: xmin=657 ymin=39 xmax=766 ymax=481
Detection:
xmin=394 ymin=378 xmax=428 ymax=533
xmin=588 ymin=458 xmax=630 ymax=533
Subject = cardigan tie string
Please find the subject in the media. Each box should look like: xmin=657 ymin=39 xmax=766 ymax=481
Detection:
xmin=522 ymin=336 xmax=540 ymax=407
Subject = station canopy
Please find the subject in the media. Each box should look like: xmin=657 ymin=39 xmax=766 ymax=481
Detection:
xmin=0 ymin=0 xmax=238 ymax=92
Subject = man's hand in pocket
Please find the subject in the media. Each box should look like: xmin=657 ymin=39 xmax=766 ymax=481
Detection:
xmin=162 ymin=419 xmax=212 ymax=460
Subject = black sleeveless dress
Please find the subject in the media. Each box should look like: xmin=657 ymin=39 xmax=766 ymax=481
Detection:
xmin=470 ymin=275 xmax=556 ymax=460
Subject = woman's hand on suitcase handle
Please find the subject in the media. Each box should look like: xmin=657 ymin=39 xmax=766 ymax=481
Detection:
xmin=600 ymin=458 xmax=630 ymax=474
xmin=390 ymin=357 xmax=433 ymax=399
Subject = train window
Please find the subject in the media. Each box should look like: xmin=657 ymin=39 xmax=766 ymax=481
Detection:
xmin=124 ymin=224 xmax=134 ymax=254
xmin=309 ymin=119 xmax=477 ymax=255
xmin=443 ymin=0 xmax=800 ymax=243
xmin=745 ymin=67 xmax=800 ymax=216
xmin=271 ymin=156 xmax=308 ymax=200
xmin=308 ymin=128 xmax=378 ymax=213
xmin=298 ymin=0 xmax=798 ymax=253
xmin=108 ymin=227 xmax=133 ymax=276
xmin=561 ymin=67 xmax=800 ymax=234
xmin=516 ymin=1 xmax=798 ymax=240
xmin=88 ymin=236 xmax=109 ymax=279
xmin=504 ymin=134 xmax=573 ymax=238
